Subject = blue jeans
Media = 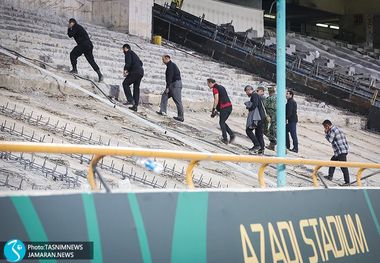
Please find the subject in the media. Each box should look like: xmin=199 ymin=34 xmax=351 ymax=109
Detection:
xmin=286 ymin=122 xmax=298 ymax=151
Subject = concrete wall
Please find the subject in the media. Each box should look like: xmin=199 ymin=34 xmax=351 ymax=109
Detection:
xmin=0 ymin=0 xmax=153 ymax=39
xmin=93 ymin=0 xmax=153 ymax=37
xmin=305 ymin=24 xmax=339 ymax=40
xmin=340 ymin=1 xmax=380 ymax=15
xmin=1 ymin=0 xmax=94 ymax=22
xmin=154 ymin=0 xmax=264 ymax=36
xmin=340 ymin=14 xmax=366 ymax=43
xmin=374 ymin=15 xmax=380 ymax=49
xmin=93 ymin=1 xmax=130 ymax=32
xmin=128 ymin=0 xmax=153 ymax=38
xmin=295 ymin=0 xmax=380 ymax=15
xmin=219 ymin=0 xmax=262 ymax=9
xmin=291 ymin=1 xmax=380 ymax=46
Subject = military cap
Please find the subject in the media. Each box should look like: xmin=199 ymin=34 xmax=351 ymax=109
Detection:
xmin=257 ymin=86 xmax=265 ymax=91
xmin=268 ymin=86 xmax=276 ymax=92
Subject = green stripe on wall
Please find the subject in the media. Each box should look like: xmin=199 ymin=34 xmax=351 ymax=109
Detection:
xmin=171 ymin=192 xmax=209 ymax=263
xmin=82 ymin=193 xmax=103 ymax=262
xmin=128 ymin=193 xmax=152 ymax=263
xmin=363 ymin=189 xmax=380 ymax=236
xmin=11 ymin=196 xmax=56 ymax=263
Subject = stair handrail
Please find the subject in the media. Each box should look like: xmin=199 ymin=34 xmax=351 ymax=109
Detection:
xmin=1 ymin=141 xmax=380 ymax=189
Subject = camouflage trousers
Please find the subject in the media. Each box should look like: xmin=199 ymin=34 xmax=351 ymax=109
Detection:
xmin=263 ymin=117 xmax=277 ymax=142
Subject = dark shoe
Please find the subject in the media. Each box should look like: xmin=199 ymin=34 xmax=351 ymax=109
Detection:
xmin=96 ymin=70 xmax=104 ymax=82
xmin=324 ymin=176 xmax=333 ymax=181
xmin=69 ymin=69 xmax=78 ymax=74
xmin=129 ymin=105 xmax=137 ymax=112
xmin=229 ymin=135 xmax=236 ymax=144
xmin=249 ymin=146 xmax=260 ymax=152
xmin=156 ymin=111 xmax=167 ymax=116
xmin=173 ymin=117 xmax=184 ymax=122
xmin=340 ymin=182 xmax=351 ymax=187
xmin=267 ymin=141 xmax=276 ymax=151
xmin=123 ymin=101 xmax=134 ymax=106
xmin=289 ymin=148 xmax=298 ymax=153
xmin=257 ymin=149 xmax=264 ymax=155
xmin=221 ymin=139 xmax=229 ymax=145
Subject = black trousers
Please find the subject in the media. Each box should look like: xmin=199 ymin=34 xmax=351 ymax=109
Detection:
xmin=286 ymin=122 xmax=298 ymax=151
xmin=123 ymin=73 xmax=143 ymax=106
xmin=329 ymin=153 xmax=350 ymax=183
xmin=246 ymin=120 xmax=265 ymax=150
xmin=70 ymin=40 xmax=99 ymax=71
xmin=219 ymin=106 xmax=234 ymax=141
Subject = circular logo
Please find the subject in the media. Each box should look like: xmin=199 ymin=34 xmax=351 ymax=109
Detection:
xmin=4 ymin=239 xmax=26 ymax=262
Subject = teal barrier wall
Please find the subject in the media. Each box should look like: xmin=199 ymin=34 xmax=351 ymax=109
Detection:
xmin=1 ymin=189 xmax=380 ymax=262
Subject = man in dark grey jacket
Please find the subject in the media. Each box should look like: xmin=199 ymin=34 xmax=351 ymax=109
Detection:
xmin=286 ymin=90 xmax=298 ymax=153
xmin=156 ymin=55 xmax=184 ymax=122
xmin=244 ymin=85 xmax=265 ymax=154
xmin=67 ymin=18 xmax=103 ymax=82
xmin=122 ymin=44 xmax=144 ymax=112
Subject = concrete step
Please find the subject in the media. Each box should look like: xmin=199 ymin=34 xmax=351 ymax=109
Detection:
xmin=0 ymin=3 xmax=261 ymax=104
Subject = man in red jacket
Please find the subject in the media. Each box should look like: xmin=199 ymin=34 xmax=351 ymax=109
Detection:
xmin=207 ymin=78 xmax=235 ymax=145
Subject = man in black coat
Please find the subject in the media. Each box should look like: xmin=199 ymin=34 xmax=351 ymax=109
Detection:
xmin=156 ymin=55 xmax=184 ymax=122
xmin=122 ymin=44 xmax=144 ymax=112
xmin=67 ymin=18 xmax=103 ymax=82
xmin=244 ymin=85 xmax=265 ymax=154
xmin=286 ymin=90 xmax=299 ymax=153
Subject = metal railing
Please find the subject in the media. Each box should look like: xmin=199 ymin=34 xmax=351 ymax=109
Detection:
xmin=1 ymin=142 xmax=380 ymax=190
xmin=153 ymin=3 xmax=380 ymax=108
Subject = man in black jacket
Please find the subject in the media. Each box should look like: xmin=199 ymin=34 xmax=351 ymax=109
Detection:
xmin=286 ymin=90 xmax=298 ymax=153
xmin=67 ymin=18 xmax=103 ymax=82
xmin=156 ymin=55 xmax=184 ymax=122
xmin=122 ymin=44 xmax=144 ymax=112
xmin=207 ymin=78 xmax=235 ymax=145
xmin=244 ymin=85 xmax=265 ymax=154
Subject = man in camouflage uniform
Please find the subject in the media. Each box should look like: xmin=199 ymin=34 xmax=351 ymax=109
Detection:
xmin=258 ymin=85 xmax=267 ymax=138
xmin=263 ymin=86 xmax=277 ymax=150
